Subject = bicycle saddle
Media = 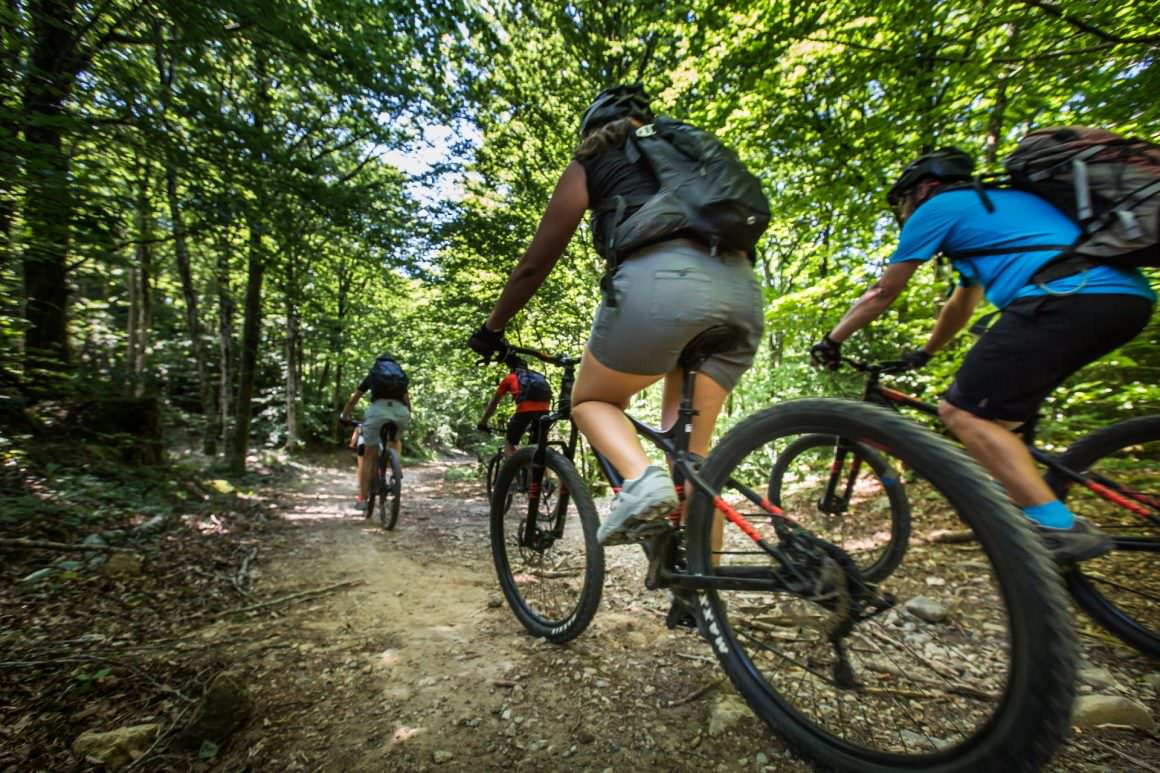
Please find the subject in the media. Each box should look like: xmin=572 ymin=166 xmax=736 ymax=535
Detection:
xmin=678 ymin=325 xmax=741 ymax=370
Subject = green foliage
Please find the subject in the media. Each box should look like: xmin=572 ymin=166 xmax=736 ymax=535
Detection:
xmin=0 ymin=0 xmax=1154 ymax=472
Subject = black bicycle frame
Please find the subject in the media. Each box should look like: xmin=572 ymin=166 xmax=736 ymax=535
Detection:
xmin=505 ymin=346 xmax=822 ymax=596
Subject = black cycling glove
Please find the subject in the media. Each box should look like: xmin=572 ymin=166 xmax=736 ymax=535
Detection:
xmin=898 ymin=349 xmax=932 ymax=371
xmin=468 ymin=323 xmax=510 ymax=363
xmin=809 ymin=335 xmax=842 ymax=371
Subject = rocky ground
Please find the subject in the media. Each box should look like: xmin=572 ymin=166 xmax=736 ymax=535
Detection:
xmin=1 ymin=452 xmax=1158 ymax=771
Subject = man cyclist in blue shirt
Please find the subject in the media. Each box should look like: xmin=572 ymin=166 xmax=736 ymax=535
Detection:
xmin=812 ymin=147 xmax=1155 ymax=562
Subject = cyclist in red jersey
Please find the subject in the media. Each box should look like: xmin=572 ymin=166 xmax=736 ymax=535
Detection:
xmin=477 ymin=355 xmax=553 ymax=459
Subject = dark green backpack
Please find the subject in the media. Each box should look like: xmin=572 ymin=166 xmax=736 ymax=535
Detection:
xmin=602 ymin=117 xmax=771 ymax=263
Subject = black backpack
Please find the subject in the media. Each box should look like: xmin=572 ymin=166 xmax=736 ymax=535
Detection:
xmin=602 ymin=117 xmax=771 ymax=264
xmin=369 ymin=357 xmax=408 ymax=400
xmin=945 ymin=127 xmax=1160 ymax=280
xmin=514 ymin=369 xmax=552 ymax=405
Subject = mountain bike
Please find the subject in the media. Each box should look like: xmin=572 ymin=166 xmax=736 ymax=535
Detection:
xmin=772 ymin=355 xmax=1160 ymax=655
xmin=486 ymin=330 xmax=1075 ymax=772
xmin=343 ymin=418 xmax=402 ymax=530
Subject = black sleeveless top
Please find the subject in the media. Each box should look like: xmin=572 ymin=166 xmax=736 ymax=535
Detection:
xmin=578 ymin=146 xmax=657 ymax=259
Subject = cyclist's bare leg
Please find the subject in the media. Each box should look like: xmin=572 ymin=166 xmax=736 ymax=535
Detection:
xmin=661 ymin=369 xmax=729 ymax=554
xmin=361 ymin=444 xmax=379 ymax=500
xmin=938 ymin=400 xmax=1054 ymax=506
xmin=571 ymin=348 xmax=664 ymax=481
xmin=503 ymin=441 xmax=516 ymax=459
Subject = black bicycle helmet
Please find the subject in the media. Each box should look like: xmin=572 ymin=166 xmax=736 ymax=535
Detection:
xmin=886 ymin=147 xmax=974 ymax=206
xmin=578 ymin=84 xmax=653 ymax=138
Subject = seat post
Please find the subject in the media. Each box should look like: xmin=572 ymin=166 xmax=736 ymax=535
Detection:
xmin=674 ymin=366 xmax=699 ymax=457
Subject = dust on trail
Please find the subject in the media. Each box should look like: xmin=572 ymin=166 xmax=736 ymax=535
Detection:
xmin=216 ymin=455 xmax=801 ymax=773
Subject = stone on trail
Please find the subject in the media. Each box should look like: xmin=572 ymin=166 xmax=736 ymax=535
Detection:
xmin=708 ymin=692 xmax=753 ymax=736
xmin=1072 ymin=695 xmax=1156 ymax=733
xmin=103 ymin=552 xmax=143 ymax=577
xmin=180 ymin=671 xmax=253 ymax=749
xmin=904 ymin=596 xmax=948 ymax=624
xmin=1077 ymin=666 xmax=1118 ymax=691
xmin=72 ymin=723 xmax=160 ymax=771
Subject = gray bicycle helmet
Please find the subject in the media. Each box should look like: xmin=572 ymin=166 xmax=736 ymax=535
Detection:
xmin=886 ymin=147 xmax=974 ymax=207
xmin=578 ymin=84 xmax=653 ymax=138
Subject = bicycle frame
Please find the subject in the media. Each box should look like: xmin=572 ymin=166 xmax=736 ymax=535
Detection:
xmin=503 ymin=346 xmax=848 ymax=597
xmin=842 ymin=357 xmax=1160 ymax=525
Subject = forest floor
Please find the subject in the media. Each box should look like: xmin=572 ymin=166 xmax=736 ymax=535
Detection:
xmin=2 ymin=451 xmax=1159 ymax=771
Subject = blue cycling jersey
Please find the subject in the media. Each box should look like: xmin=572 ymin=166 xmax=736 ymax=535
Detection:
xmin=889 ymin=188 xmax=1155 ymax=309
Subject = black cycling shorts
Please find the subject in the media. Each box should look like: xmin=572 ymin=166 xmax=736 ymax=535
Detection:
xmin=946 ymin=294 xmax=1153 ymax=423
xmin=506 ymin=411 xmax=549 ymax=446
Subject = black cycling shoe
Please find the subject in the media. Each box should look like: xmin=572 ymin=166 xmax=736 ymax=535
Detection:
xmin=1035 ymin=516 xmax=1113 ymax=563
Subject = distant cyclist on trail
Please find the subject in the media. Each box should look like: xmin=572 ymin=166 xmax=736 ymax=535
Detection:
xmin=466 ymin=83 xmax=765 ymax=547
xmin=812 ymin=146 xmax=1155 ymax=561
xmin=341 ymin=353 xmax=412 ymax=511
xmin=477 ymin=355 xmax=553 ymax=460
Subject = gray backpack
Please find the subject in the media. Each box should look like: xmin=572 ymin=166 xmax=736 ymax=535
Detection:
xmin=951 ymin=127 xmax=1160 ymax=279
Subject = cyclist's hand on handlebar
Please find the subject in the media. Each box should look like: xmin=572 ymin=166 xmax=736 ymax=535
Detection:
xmin=809 ymin=335 xmax=842 ymax=371
xmin=468 ymin=323 xmax=510 ymax=364
xmin=897 ymin=348 xmax=932 ymax=371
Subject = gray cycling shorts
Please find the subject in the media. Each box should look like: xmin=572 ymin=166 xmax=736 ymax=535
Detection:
xmin=362 ymin=399 xmax=410 ymax=445
xmin=588 ymin=239 xmax=764 ymax=391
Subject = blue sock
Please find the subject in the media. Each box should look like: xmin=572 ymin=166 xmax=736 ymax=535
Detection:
xmin=1023 ymin=499 xmax=1074 ymax=529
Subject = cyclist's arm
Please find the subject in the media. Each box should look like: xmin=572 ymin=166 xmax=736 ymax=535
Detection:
xmin=922 ymin=285 xmax=984 ymax=353
xmin=828 ymin=262 xmax=920 ymax=343
xmin=478 ymin=392 xmax=503 ymax=426
xmin=484 ymin=161 xmax=588 ymax=332
xmin=341 ymin=389 xmax=364 ymax=419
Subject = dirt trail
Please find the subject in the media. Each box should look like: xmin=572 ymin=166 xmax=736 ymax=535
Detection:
xmin=211 ymin=455 xmax=1156 ymax=773
xmin=217 ymin=456 xmax=800 ymax=773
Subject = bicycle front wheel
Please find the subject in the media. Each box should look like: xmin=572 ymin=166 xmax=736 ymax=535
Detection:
xmin=486 ymin=451 xmax=502 ymax=502
xmin=766 ymin=433 xmax=910 ymax=581
xmin=687 ymin=399 xmax=1075 ymax=773
xmin=1046 ymin=415 xmax=1160 ymax=656
xmin=490 ymin=446 xmax=603 ymax=643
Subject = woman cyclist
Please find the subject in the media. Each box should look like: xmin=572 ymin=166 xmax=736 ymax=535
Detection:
xmin=467 ymin=84 xmax=764 ymax=546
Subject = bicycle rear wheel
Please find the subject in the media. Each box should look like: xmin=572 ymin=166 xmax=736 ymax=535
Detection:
xmin=766 ymin=433 xmax=910 ymax=581
xmin=490 ymin=446 xmax=603 ymax=642
xmin=687 ymin=399 xmax=1075 ymax=773
xmin=1046 ymin=415 xmax=1160 ymax=656
xmin=383 ymin=448 xmax=402 ymax=531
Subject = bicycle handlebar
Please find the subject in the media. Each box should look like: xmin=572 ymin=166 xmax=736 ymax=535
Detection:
xmin=482 ymin=343 xmax=579 ymax=369
xmin=839 ymin=355 xmax=913 ymax=376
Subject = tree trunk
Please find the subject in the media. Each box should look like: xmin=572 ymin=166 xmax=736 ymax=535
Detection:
xmin=0 ymin=0 xmax=23 ymax=275
xmin=285 ymin=295 xmax=303 ymax=450
xmin=225 ymin=51 xmax=269 ymax=474
xmin=226 ymin=220 xmax=264 ymax=473
xmin=20 ymin=0 xmax=80 ymax=392
xmin=216 ymin=239 xmax=233 ymax=455
xmin=330 ymin=264 xmax=352 ymax=443
xmin=156 ymin=32 xmax=216 ymax=453
xmin=127 ymin=165 xmax=153 ymax=396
